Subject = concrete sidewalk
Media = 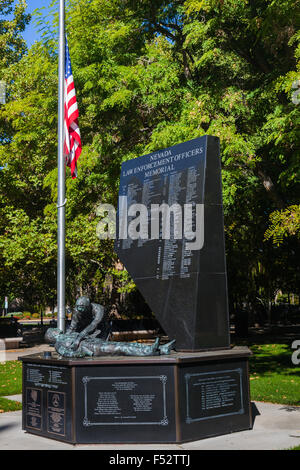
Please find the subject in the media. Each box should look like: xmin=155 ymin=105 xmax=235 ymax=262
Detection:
xmin=0 ymin=401 xmax=299 ymax=450
xmin=0 ymin=344 xmax=53 ymax=363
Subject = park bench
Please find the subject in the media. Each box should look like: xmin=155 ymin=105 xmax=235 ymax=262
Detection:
xmin=0 ymin=317 xmax=23 ymax=349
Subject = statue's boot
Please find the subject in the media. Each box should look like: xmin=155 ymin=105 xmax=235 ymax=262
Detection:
xmin=159 ymin=339 xmax=176 ymax=355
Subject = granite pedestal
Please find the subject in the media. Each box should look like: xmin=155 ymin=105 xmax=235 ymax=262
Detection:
xmin=20 ymin=347 xmax=252 ymax=444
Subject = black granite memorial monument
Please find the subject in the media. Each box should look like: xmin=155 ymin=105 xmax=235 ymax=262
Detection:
xmin=20 ymin=135 xmax=252 ymax=444
xmin=115 ymin=135 xmax=229 ymax=351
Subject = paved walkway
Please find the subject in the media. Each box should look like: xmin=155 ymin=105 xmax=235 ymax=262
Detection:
xmin=0 ymin=344 xmax=53 ymax=363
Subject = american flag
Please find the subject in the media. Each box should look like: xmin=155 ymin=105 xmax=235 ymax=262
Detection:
xmin=64 ymin=37 xmax=82 ymax=179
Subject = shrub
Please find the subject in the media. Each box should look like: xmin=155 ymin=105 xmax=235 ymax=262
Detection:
xmin=22 ymin=312 xmax=31 ymax=319
xmin=5 ymin=312 xmax=21 ymax=318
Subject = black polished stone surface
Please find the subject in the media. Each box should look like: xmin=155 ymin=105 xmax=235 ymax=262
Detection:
xmin=177 ymin=359 xmax=251 ymax=441
xmin=22 ymin=360 xmax=72 ymax=442
xmin=115 ymin=135 xmax=230 ymax=350
xmin=75 ymin=364 xmax=176 ymax=443
xmin=20 ymin=347 xmax=252 ymax=444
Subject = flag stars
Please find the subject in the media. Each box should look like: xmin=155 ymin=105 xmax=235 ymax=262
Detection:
xmin=65 ymin=60 xmax=72 ymax=79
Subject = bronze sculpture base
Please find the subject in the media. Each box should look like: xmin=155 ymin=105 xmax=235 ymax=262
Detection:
xmin=20 ymin=347 xmax=252 ymax=444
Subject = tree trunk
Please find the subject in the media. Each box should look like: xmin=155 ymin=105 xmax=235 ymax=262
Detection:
xmin=255 ymin=164 xmax=285 ymax=209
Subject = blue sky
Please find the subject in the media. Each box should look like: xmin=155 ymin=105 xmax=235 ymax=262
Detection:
xmin=23 ymin=0 xmax=53 ymax=47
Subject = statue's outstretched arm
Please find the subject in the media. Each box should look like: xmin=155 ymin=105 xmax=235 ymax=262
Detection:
xmin=76 ymin=304 xmax=105 ymax=342
xmin=67 ymin=308 xmax=79 ymax=333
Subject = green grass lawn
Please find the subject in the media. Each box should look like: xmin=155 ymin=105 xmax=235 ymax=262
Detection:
xmin=0 ymin=340 xmax=299 ymax=413
xmin=0 ymin=396 xmax=22 ymax=412
xmin=0 ymin=360 xmax=22 ymax=413
xmin=248 ymin=342 xmax=300 ymax=406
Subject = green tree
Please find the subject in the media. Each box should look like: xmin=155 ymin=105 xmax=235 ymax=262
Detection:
xmin=0 ymin=0 xmax=31 ymax=308
xmin=0 ymin=0 xmax=30 ymax=69
xmin=0 ymin=0 xmax=299 ymax=320
xmin=66 ymin=0 xmax=300 ymax=318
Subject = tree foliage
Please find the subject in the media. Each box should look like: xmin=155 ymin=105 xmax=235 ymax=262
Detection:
xmin=0 ymin=0 xmax=299 ymax=318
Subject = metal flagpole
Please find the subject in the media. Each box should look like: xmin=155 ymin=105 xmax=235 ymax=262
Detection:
xmin=57 ymin=0 xmax=66 ymax=333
